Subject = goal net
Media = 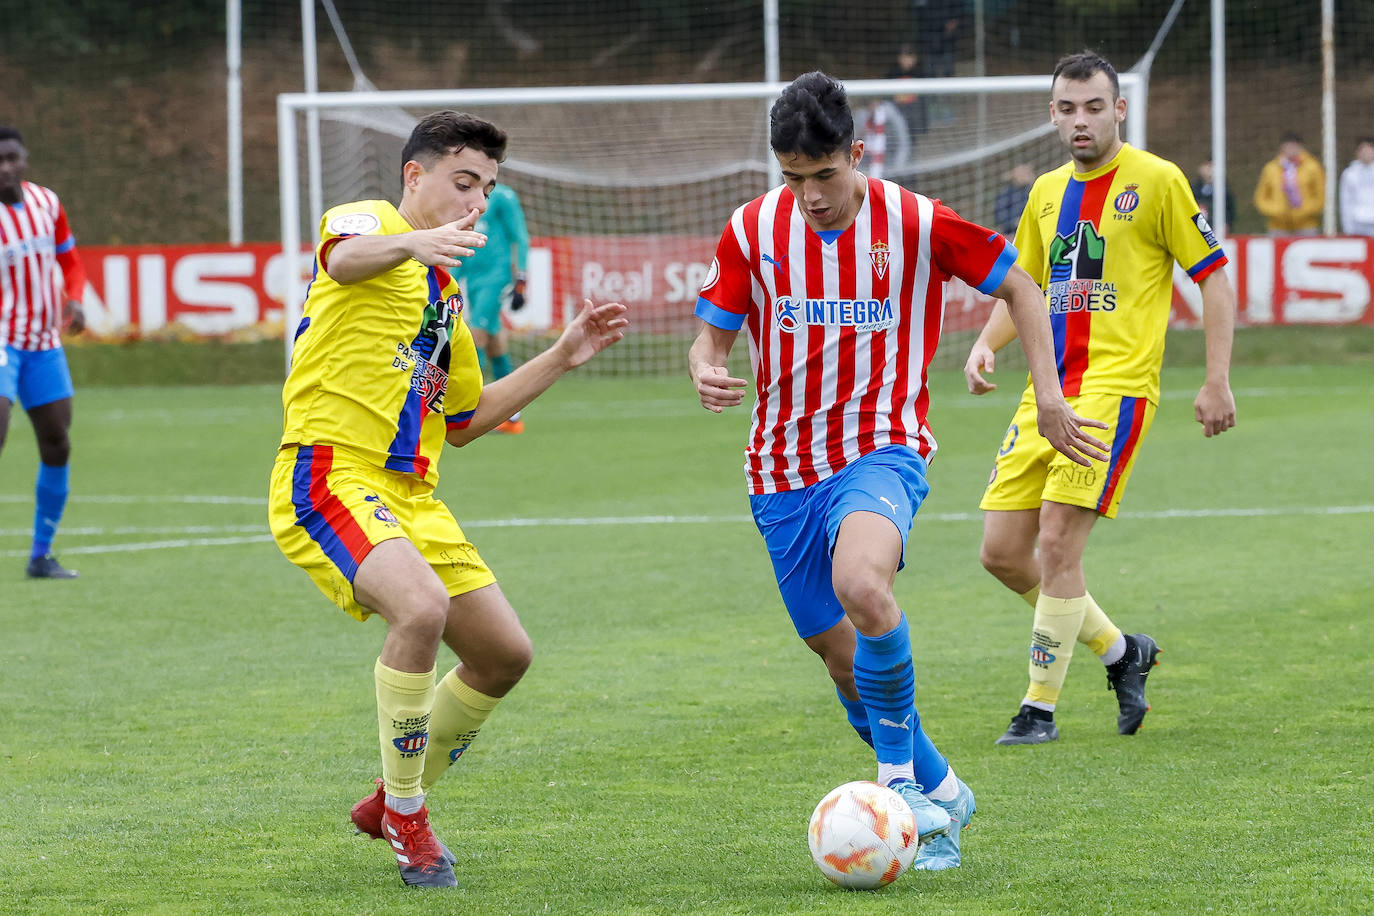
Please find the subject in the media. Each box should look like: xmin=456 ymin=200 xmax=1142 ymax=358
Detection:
xmin=281 ymin=73 xmax=1145 ymax=377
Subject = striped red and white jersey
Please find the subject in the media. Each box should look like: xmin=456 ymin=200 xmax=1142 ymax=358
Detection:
xmin=695 ymin=176 xmax=1017 ymax=494
xmin=1 ymin=181 xmax=83 ymax=351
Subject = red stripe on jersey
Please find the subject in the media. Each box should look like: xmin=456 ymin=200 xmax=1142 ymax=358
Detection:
xmin=887 ymin=188 xmax=921 ymax=448
xmin=856 ymin=180 xmax=891 ymax=455
xmin=763 ymin=191 xmax=798 ymax=492
xmin=308 ymin=445 xmax=376 ymax=565
xmin=795 ymin=226 xmax=827 ymax=487
xmin=823 ymin=225 xmax=860 ymax=474
xmin=1061 ymin=170 xmax=1117 ymax=396
xmin=741 ymin=197 xmax=774 ymax=491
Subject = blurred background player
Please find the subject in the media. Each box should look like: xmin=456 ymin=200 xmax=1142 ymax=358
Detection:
xmin=267 ymin=110 xmax=626 ymax=888
xmin=461 ymin=181 xmax=530 ymax=433
xmin=964 ymin=51 xmax=1236 ymax=746
xmin=689 ymin=71 xmax=1106 ymax=871
xmin=0 ymin=126 xmax=87 ymax=579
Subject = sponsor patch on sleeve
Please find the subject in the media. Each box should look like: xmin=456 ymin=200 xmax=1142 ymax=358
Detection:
xmin=1192 ymin=212 xmax=1219 ymax=248
xmin=327 ymin=211 xmax=382 ymax=237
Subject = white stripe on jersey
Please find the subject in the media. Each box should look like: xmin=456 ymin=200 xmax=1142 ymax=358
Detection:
xmin=733 ymin=178 xmax=941 ymax=494
xmin=1 ymin=182 xmax=64 ymax=351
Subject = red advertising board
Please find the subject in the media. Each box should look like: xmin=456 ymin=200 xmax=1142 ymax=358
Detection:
xmin=74 ymin=235 xmax=1374 ymax=339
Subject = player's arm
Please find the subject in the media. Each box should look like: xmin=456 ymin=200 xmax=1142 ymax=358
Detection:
xmin=993 ymin=266 xmax=1109 ymax=466
xmin=445 ymin=299 xmax=627 ymax=446
xmin=54 ymin=204 xmax=87 ymax=333
xmin=688 ymin=321 xmax=748 ymax=413
xmin=1194 ymin=269 xmax=1237 ymax=437
xmin=962 ymin=299 xmax=1020 ymax=395
xmin=326 ymin=209 xmax=486 ymax=285
xmin=966 ymin=187 xmax=1041 ymax=394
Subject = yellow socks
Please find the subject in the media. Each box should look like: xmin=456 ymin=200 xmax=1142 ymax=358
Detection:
xmin=1078 ymin=593 xmax=1124 ymax=658
xmin=1020 ymin=583 xmax=1123 ymax=659
xmin=1023 ymin=594 xmax=1089 ymax=710
xmin=421 ymin=668 xmax=501 ymax=791
xmin=374 ymin=659 xmax=436 ymax=800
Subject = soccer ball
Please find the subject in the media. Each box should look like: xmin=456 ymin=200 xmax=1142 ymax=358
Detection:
xmin=807 ymin=780 xmax=919 ymax=889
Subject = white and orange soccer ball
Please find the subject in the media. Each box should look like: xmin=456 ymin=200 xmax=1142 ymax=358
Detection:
xmin=807 ymin=780 xmax=919 ymax=889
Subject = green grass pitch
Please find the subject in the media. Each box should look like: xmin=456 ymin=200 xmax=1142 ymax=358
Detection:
xmin=1 ymin=364 xmax=1371 ymax=914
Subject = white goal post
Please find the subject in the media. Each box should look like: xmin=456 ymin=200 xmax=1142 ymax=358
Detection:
xmin=276 ymin=73 xmax=1146 ymax=370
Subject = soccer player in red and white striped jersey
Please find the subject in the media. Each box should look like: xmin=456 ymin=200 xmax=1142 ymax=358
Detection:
xmin=0 ymin=126 xmax=88 ymax=579
xmin=688 ymin=72 xmax=1107 ymax=872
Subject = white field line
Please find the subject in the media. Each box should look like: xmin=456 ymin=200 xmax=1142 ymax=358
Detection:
xmin=2 ymin=504 xmax=1369 ymax=558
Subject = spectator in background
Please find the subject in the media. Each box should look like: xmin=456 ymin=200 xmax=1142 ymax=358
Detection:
xmin=1191 ymin=159 xmax=1236 ymax=235
xmin=912 ymin=0 xmax=962 ymax=79
xmin=1253 ymin=133 xmax=1324 ymax=236
xmin=993 ymin=162 xmax=1034 ymax=239
xmin=885 ymin=43 xmax=928 ymax=150
xmin=1338 ymin=137 xmax=1374 ymax=236
xmin=912 ymin=0 xmax=962 ymax=127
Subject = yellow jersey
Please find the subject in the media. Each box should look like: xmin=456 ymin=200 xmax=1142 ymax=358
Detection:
xmin=1014 ymin=143 xmax=1227 ymax=403
xmin=279 ymin=199 xmax=482 ymax=486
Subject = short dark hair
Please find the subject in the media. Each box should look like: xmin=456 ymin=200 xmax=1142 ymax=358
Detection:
xmin=0 ymin=126 xmax=24 ymax=145
xmin=1357 ymin=136 xmax=1374 ymax=148
xmin=1052 ymin=51 xmax=1120 ymax=99
xmin=770 ymin=71 xmax=854 ymax=159
xmin=1281 ymin=131 xmax=1303 ymax=145
xmin=400 ymin=111 xmax=507 ymax=174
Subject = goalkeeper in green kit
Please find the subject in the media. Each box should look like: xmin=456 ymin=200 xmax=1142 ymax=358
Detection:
xmin=462 ymin=182 xmax=530 ymax=433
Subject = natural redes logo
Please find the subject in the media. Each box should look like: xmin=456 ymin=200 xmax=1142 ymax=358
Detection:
xmin=773 ymin=296 xmax=897 ymax=333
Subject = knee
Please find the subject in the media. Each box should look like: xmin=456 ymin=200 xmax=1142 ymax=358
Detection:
xmin=1035 ymin=524 xmax=1073 ymax=570
xmin=979 ymin=538 xmax=1023 ymax=580
xmin=831 ymin=570 xmax=891 ymax=629
xmin=37 ymin=433 xmax=70 ymax=466
xmin=390 ymin=583 xmax=451 ymax=642
xmin=501 ymin=629 xmax=534 ymax=682
xmin=481 ymin=628 xmax=534 ymax=693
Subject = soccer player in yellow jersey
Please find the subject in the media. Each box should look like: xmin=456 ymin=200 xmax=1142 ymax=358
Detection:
xmin=963 ymin=52 xmax=1237 ymax=746
xmin=267 ymin=111 xmax=627 ymax=887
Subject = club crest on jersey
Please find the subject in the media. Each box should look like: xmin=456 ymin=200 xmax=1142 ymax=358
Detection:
xmin=869 ymin=240 xmax=890 ymax=279
xmin=772 ymin=296 xmax=896 ymax=333
xmin=1113 ymin=184 xmax=1140 ymax=214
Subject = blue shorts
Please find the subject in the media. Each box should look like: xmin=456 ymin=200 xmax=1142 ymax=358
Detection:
xmin=749 ymin=445 xmax=930 ymax=639
xmin=0 ymin=346 xmax=74 ymax=409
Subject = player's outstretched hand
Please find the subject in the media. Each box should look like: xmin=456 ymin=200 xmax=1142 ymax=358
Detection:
xmin=1194 ymin=379 xmax=1236 ymax=437
xmin=406 ymin=209 xmax=487 ymax=268
xmin=63 ymin=300 xmax=86 ymax=335
xmin=694 ymin=365 xmax=748 ymax=413
xmin=964 ymin=341 xmax=998 ymax=394
xmin=1037 ymin=396 xmax=1110 ymax=467
xmin=557 ymin=298 xmax=629 ymax=369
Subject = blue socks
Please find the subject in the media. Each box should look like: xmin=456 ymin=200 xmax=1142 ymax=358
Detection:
xmin=32 ymin=462 xmax=69 ymax=559
xmin=836 ymin=688 xmax=874 ymax=748
xmin=491 ymin=353 xmax=513 ymax=379
xmin=853 ymin=613 xmax=948 ymax=792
